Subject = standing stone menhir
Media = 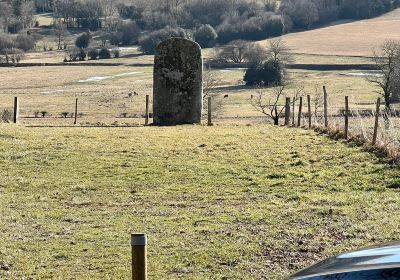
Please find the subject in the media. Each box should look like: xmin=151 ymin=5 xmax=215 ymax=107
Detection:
xmin=153 ymin=38 xmax=203 ymax=126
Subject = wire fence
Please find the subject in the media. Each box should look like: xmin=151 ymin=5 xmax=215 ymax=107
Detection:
xmin=283 ymin=94 xmax=400 ymax=162
xmin=1 ymin=91 xmax=399 ymax=157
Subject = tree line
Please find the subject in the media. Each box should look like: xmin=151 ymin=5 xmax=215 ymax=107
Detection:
xmin=0 ymin=0 xmax=399 ymax=63
xmin=1 ymin=0 xmax=399 ymax=35
xmin=280 ymin=0 xmax=400 ymax=31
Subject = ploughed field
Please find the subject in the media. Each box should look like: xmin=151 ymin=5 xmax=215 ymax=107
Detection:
xmin=0 ymin=125 xmax=399 ymax=279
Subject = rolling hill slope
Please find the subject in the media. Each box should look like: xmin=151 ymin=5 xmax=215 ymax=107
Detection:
xmin=0 ymin=125 xmax=399 ymax=279
xmin=264 ymin=9 xmax=400 ymax=57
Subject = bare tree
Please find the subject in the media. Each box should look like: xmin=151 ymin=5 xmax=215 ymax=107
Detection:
xmin=53 ymin=19 xmax=69 ymax=50
xmin=216 ymin=40 xmax=249 ymax=63
xmin=267 ymin=38 xmax=294 ymax=65
xmin=0 ymin=2 xmax=12 ymax=32
xmin=203 ymin=66 xmax=224 ymax=117
xmin=251 ymin=83 xmax=287 ymax=125
xmin=369 ymin=40 xmax=400 ymax=114
xmin=243 ymin=42 xmax=267 ymax=64
xmin=20 ymin=1 xmax=35 ymax=29
xmin=100 ymin=0 xmax=119 ymax=30
xmin=203 ymin=66 xmax=221 ymax=98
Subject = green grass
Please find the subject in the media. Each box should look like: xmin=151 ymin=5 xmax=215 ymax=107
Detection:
xmin=0 ymin=124 xmax=399 ymax=279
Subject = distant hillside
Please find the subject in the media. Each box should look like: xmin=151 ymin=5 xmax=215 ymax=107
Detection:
xmin=263 ymin=9 xmax=400 ymax=57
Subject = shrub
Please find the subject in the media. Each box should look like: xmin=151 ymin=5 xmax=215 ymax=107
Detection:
xmin=1 ymin=109 xmax=12 ymax=123
xmin=244 ymin=60 xmax=284 ymax=86
xmin=98 ymin=47 xmax=111 ymax=59
xmin=0 ymin=33 xmax=16 ymax=52
xmin=77 ymin=48 xmax=86 ymax=61
xmin=67 ymin=47 xmax=86 ymax=61
xmin=68 ymin=47 xmax=80 ymax=61
xmin=112 ymin=48 xmax=120 ymax=58
xmin=75 ymin=33 xmax=91 ymax=49
xmin=88 ymin=48 xmax=99 ymax=60
xmin=138 ymin=26 xmax=191 ymax=54
xmin=7 ymin=20 xmax=24 ymax=34
xmin=119 ymin=22 xmax=140 ymax=46
xmin=105 ymin=22 xmax=140 ymax=46
xmin=215 ymin=40 xmax=266 ymax=64
xmin=243 ymin=43 xmax=267 ymax=64
xmin=15 ymin=34 xmax=35 ymax=51
xmin=194 ymin=24 xmax=218 ymax=48
xmin=1 ymin=48 xmax=25 ymax=64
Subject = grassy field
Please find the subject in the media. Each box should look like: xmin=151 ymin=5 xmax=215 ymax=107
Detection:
xmin=0 ymin=63 xmax=386 ymax=126
xmin=262 ymin=9 xmax=400 ymax=56
xmin=0 ymin=124 xmax=399 ymax=279
xmin=1 ymin=11 xmax=399 ymax=279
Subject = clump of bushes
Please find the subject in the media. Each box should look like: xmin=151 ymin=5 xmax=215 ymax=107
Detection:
xmin=0 ymin=48 xmax=25 ymax=64
xmin=75 ymin=33 xmax=91 ymax=49
xmin=194 ymin=24 xmax=218 ymax=48
xmin=138 ymin=26 xmax=191 ymax=54
xmin=68 ymin=47 xmax=85 ymax=61
xmin=112 ymin=48 xmax=120 ymax=58
xmin=120 ymin=22 xmax=140 ymax=45
xmin=67 ymin=47 xmax=118 ymax=62
xmin=0 ymin=33 xmax=36 ymax=65
xmin=215 ymin=40 xmax=266 ymax=64
xmin=88 ymin=48 xmax=99 ymax=60
xmin=61 ymin=112 xmax=70 ymax=118
xmin=217 ymin=13 xmax=283 ymax=44
xmin=99 ymin=47 xmax=111 ymax=59
xmin=1 ymin=109 xmax=12 ymax=123
xmin=244 ymin=60 xmax=284 ymax=86
xmin=107 ymin=21 xmax=140 ymax=46
xmin=15 ymin=34 xmax=35 ymax=51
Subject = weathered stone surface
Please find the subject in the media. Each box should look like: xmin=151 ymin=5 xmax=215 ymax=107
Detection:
xmin=153 ymin=38 xmax=203 ymax=126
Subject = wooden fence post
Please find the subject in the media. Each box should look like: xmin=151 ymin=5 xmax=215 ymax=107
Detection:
xmin=145 ymin=95 xmax=150 ymax=126
xmin=131 ymin=233 xmax=147 ymax=280
xmin=307 ymin=95 xmax=312 ymax=128
xmin=284 ymin=97 xmax=291 ymax=126
xmin=372 ymin=97 xmax=381 ymax=146
xmin=344 ymin=96 xmax=349 ymax=139
xmin=207 ymin=97 xmax=212 ymax=126
xmin=13 ymin=97 xmax=19 ymax=124
xmin=323 ymin=86 xmax=328 ymax=128
xmin=74 ymin=98 xmax=78 ymax=125
xmin=297 ymin=97 xmax=303 ymax=127
xmin=292 ymin=97 xmax=296 ymax=126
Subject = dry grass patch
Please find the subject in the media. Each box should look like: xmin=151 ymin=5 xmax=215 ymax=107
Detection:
xmin=0 ymin=125 xmax=399 ymax=279
xmin=262 ymin=9 xmax=400 ymax=56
